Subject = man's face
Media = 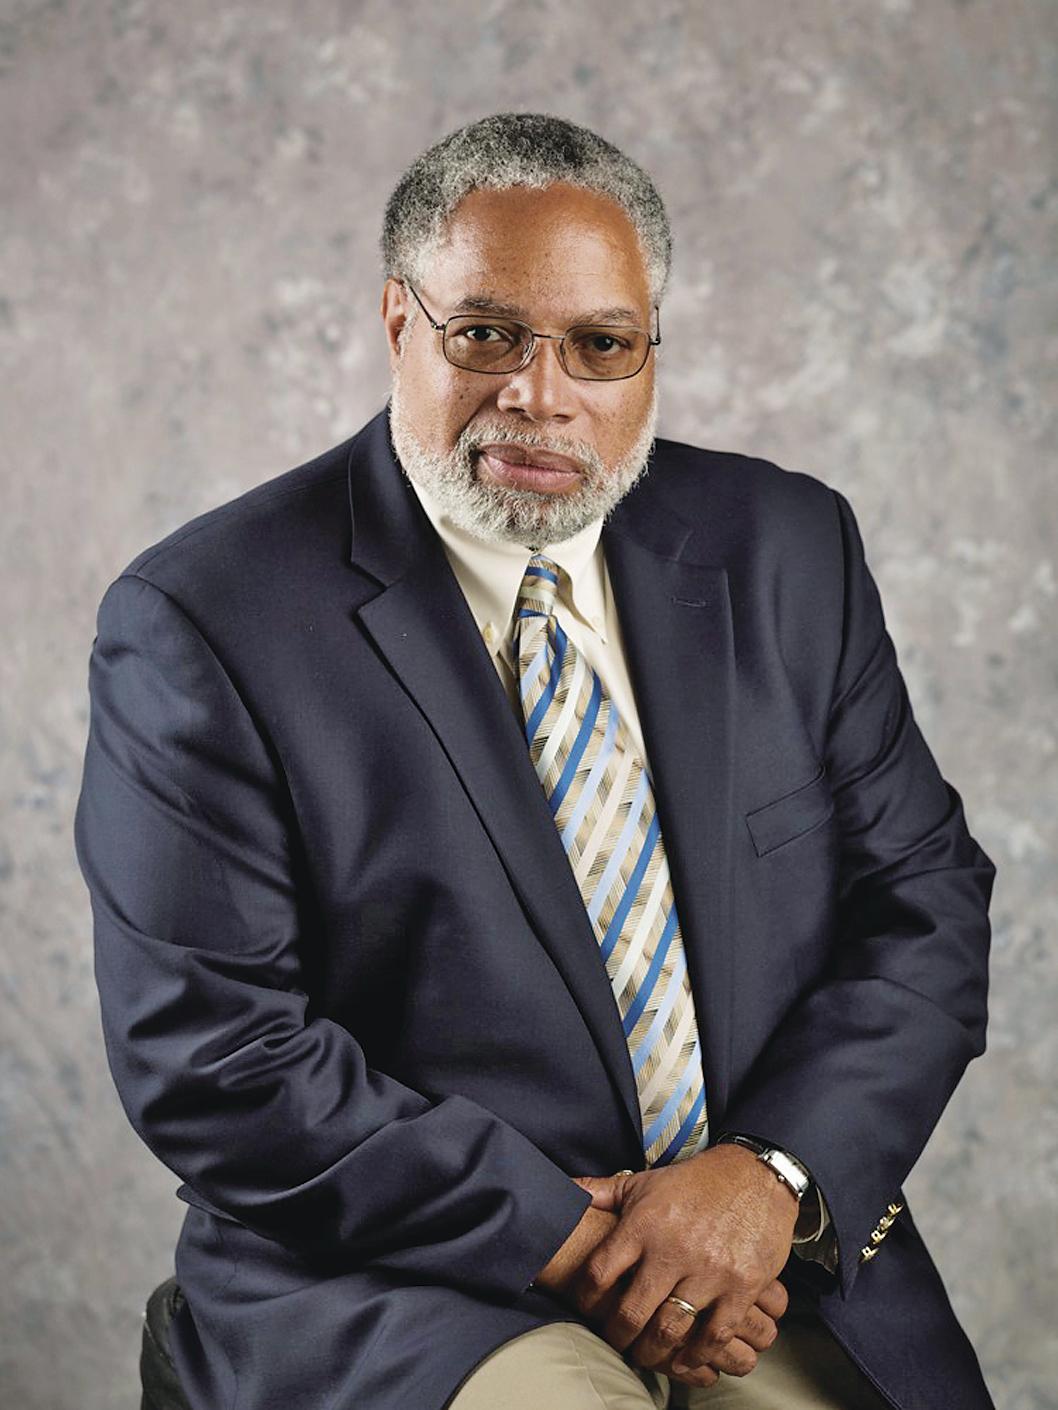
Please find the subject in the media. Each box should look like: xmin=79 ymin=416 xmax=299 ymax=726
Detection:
xmin=382 ymin=182 xmax=659 ymax=547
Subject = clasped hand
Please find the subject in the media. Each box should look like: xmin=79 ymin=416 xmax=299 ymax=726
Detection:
xmin=537 ymin=1144 xmax=799 ymax=1390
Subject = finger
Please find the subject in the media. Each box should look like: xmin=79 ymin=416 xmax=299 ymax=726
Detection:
xmin=574 ymin=1227 xmax=642 ymax=1319
xmin=602 ymin=1262 xmax=676 ymax=1352
xmin=626 ymin=1294 xmax=699 ymax=1370
xmin=675 ymin=1293 xmax=751 ymax=1371
xmin=673 ymin=1335 xmax=758 ymax=1380
xmin=571 ymin=1176 xmax=621 ymax=1211
xmin=665 ymin=1359 xmax=720 ymax=1390
xmin=587 ymin=1279 xmax=626 ymax=1329
xmin=732 ymin=1304 xmax=778 ymax=1353
xmin=756 ymin=1278 xmax=789 ymax=1321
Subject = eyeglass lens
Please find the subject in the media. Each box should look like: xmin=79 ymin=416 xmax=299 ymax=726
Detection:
xmin=442 ymin=316 xmax=651 ymax=381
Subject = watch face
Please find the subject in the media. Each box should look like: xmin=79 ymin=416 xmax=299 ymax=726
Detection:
xmin=762 ymin=1150 xmax=810 ymax=1198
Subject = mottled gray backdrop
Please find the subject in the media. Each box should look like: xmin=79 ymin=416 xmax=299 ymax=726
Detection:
xmin=2 ymin=2 xmax=1055 ymax=1407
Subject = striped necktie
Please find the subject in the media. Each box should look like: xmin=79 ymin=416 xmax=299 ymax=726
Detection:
xmin=513 ymin=553 xmax=708 ymax=1166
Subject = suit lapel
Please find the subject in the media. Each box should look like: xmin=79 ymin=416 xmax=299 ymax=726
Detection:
xmin=346 ymin=410 xmax=736 ymax=1144
xmin=602 ymin=512 xmax=737 ymax=1123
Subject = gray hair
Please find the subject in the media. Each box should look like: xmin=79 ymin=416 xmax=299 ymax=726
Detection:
xmin=380 ymin=113 xmax=672 ymax=309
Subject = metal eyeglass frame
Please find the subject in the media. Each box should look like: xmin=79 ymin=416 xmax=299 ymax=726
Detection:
xmin=402 ymin=281 xmax=661 ymax=382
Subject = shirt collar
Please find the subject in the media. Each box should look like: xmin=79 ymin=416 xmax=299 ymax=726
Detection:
xmin=404 ymin=471 xmax=610 ymax=653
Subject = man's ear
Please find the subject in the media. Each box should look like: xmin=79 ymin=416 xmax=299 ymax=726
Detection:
xmin=380 ymin=278 xmax=411 ymax=369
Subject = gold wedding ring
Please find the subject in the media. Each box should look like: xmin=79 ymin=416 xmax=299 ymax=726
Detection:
xmin=663 ymin=1294 xmax=699 ymax=1319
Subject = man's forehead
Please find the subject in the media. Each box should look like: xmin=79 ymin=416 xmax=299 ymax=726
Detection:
xmin=425 ymin=183 xmax=653 ymax=315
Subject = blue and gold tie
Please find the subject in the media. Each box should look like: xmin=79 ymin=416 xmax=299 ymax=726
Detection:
xmin=513 ymin=553 xmax=708 ymax=1165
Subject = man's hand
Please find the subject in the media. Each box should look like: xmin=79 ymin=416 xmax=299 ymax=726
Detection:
xmin=640 ymin=1275 xmax=788 ymax=1389
xmin=534 ymin=1206 xmax=617 ymax=1298
xmin=570 ymin=1144 xmax=799 ymax=1376
xmin=533 ymin=1173 xmax=791 ymax=1387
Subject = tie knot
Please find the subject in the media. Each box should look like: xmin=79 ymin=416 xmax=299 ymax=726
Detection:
xmin=516 ymin=554 xmax=563 ymax=621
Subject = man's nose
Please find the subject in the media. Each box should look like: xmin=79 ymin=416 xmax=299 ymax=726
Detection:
xmin=495 ymin=337 xmax=578 ymax=422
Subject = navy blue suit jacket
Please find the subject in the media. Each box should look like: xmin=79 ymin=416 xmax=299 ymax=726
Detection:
xmin=74 ymin=406 xmax=996 ymax=1410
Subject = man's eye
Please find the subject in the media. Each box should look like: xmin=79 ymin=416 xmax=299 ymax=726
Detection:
xmin=574 ymin=331 xmax=633 ymax=354
xmin=460 ymin=325 xmax=508 ymax=343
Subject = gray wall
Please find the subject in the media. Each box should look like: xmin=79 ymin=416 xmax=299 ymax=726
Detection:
xmin=2 ymin=2 xmax=1055 ymax=1407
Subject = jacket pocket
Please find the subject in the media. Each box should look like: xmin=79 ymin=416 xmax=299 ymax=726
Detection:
xmin=745 ymin=764 xmax=835 ymax=858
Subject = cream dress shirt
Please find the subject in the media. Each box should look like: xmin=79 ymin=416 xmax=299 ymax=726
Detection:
xmin=403 ymin=473 xmax=646 ymax=760
xmin=403 ymin=469 xmax=835 ymax=1270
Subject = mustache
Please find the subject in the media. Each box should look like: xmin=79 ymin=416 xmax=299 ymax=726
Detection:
xmin=457 ymin=420 xmax=604 ymax=475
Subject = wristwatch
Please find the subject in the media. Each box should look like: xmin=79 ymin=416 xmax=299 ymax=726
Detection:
xmin=717 ymin=1133 xmax=812 ymax=1203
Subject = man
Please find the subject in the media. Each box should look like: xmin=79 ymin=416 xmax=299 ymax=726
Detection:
xmin=74 ymin=114 xmax=996 ymax=1409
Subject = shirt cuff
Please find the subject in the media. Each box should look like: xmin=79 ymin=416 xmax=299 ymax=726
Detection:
xmin=792 ymin=1181 xmax=828 ymax=1243
xmin=791 ymin=1183 xmax=839 ymax=1272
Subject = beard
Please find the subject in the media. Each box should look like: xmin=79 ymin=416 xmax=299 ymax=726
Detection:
xmin=388 ymin=376 xmax=659 ymax=549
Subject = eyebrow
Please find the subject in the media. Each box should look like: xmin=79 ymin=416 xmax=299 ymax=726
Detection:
xmin=452 ymin=293 xmax=644 ymax=326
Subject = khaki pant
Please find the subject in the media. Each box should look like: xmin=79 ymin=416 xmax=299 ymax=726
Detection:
xmin=450 ymin=1292 xmax=891 ymax=1409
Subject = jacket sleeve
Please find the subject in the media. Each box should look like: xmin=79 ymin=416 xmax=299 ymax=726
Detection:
xmin=73 ymin=571 xmax=590 ymax=1297
xmin=719 ymin=487 xmax=996 ymax=1299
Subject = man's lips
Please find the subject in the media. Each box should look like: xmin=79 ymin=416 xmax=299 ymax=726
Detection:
xmin=477 ymin=443 xmax=583 ymax=492
xmin=479 ymin=443 xmax=582 ymax=473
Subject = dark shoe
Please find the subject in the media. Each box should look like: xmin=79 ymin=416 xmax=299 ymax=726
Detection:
xmin=140 ymin=1278 xmax=192 ymax=1410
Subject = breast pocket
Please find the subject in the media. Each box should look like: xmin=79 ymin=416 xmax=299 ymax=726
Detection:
xmin=744 ymin=764 xmax=835 ymax=858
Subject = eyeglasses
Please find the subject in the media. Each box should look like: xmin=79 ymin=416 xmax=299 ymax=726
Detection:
xmin=403 ymin=282 xmax=660 ymax=382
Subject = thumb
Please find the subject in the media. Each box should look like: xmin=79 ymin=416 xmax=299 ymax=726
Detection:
xmin=572 ymin=1174 xmax=626 ymax=1211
